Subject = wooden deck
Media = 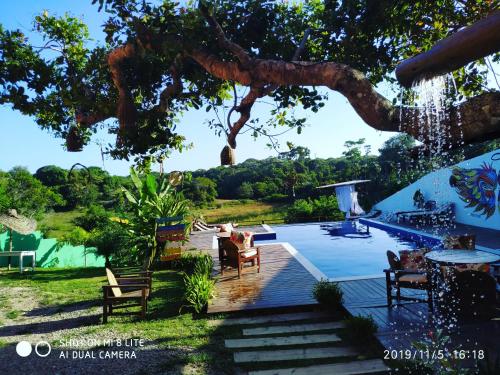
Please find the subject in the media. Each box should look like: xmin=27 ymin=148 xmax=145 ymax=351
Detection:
xmin=187 ymin=226 xmax=499 ymax=364
xmin=207 ymin=243 xmax=318 ymax=313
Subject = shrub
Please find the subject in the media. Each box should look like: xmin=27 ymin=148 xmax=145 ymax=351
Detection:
xmin=173 ymin=252 xmax=213 ymax=275
xmin=342 ymin=315 xmax=377 ymax=345
xmin=74 ymin=205 xmax=110 ymax=231
xmin=312 ymin=279 xmax=343 ymax=309
xmin=285 ymin=196 xmax=344 ymax=223
xmin=193 ymin=254 xmax=214 ymax=276
xmin=263 ymin=193 xmax=289 ymax=203
xmin=183 ymin=272 xmax=215 ymax=313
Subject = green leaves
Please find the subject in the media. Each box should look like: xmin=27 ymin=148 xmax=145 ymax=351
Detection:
xmin=120 ymin=166 xmax=191 ymax=267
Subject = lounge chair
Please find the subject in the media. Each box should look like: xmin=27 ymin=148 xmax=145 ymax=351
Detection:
xmin=102 ymin=268 xmax=150 ymax=323
xmin=398 ymin=202 xmax=454 ymax=225
xmin=221 ymin=231 xmax=260 ymax=278
xmin=384 ymin=250 xmax=433 ymax=310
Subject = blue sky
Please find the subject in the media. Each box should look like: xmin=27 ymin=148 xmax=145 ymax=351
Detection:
xmin=0 ymin=1 xmax=401 ymax=175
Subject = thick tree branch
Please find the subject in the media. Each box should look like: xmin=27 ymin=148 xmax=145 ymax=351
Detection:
xmin=199 ymin=4 xmax=252 ymax=68
xmin=227 ymin=86 xmax=263 ymax=148
xmin=107 ymin=42 xmax=138 ymax=132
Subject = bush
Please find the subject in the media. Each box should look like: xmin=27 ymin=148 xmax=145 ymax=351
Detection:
xmin=193 ymin=254 xmax=214 ymax=276
xmin=262 ymin=193 xmax=289 ymax=203
xmin=183 ymin=272 xmax=215 ymax=313
xmin=342 ymin=315 xmax=378 ymax=345
xmin=173 ymin=252 xmax=213 ymax=275
xmin=285 ymin=196 xmax=344 ymax=223
xmin=74 ymin=205 xmax=110 ymax=231
xmin=312 ymin=279 xmax=343 ymax=309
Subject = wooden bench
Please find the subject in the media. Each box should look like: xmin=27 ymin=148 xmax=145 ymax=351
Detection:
xmin=102 ymin=268 xmax=151 ymax=323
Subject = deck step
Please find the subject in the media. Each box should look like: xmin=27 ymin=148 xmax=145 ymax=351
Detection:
xmin=209 ymin=311 xmax=330 ymax=327
xmin=247 ymin=359 xmax=389 ymax=375
xmin=225 ymin=333 xmax=340 ymax=348
xmin=233 ymin=346 xmax=358 ymax=363
xmin=243 ymin=322 xmax=344 ymax=336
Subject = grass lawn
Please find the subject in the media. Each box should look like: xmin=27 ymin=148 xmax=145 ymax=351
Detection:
xmin=39 ymin=209 xmax=85 ymax=239
xmin=0 ymin=267 xmax=236 ymax=374
xmin=200 ymin=199 xmax=288 ymax=225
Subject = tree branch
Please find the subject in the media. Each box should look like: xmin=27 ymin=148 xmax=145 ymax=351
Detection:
xmin=199 ymin=3 xmax=252 ymax=68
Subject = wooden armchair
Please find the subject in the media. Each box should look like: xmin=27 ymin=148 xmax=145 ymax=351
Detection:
xmin=102 ymin=268 xmax=150 ymax=323
xmin=384 ymin=250 xmax=433 ymax=310
xmin=221 ymin=239 xmax=260 ymax=279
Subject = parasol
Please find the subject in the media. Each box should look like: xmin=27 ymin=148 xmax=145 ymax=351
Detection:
xmin=0 ymin=209 xmax=37 ymax=268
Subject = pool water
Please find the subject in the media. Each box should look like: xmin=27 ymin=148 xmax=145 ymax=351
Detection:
xmin=268 ymin=221 xmax=422 ymax=279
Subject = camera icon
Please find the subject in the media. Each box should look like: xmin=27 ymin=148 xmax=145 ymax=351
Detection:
xmin=16 ymin=341 xmax=51 ymax=357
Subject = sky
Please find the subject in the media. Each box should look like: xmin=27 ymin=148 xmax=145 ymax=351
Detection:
xmin=0 ymin=1 xmax=405 ymax=176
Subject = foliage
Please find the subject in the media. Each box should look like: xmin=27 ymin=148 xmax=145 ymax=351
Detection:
xmin=0 ymin=167 xmax=64 ymax=217
xmin=85 ymin=221 xmax=132 ymax=267
xmin=121 ymin=167 xmax=191 ymax=267
xmin=182 ymin=271 xmax=215 ymax=314
xmin=412 ymin=329 xmax=470 ymax=375
xmin=312 ymin=279 xmax=343 ymax=309
xmin=193 ymin=254 xmax=214 ymax=277
xmin=73 ymin=204 xmax=110 ymax=231
xmin=172 ymin=252 xmax=213 ymax=276
xmin=286 ymin=196 xmax=344 ymax=223
xmin=342 ymin=315 xmax=378 ymax=346
xmin=182 ymin=177 xmax=218 ymax=206
xmin=0 ymin=1 xmax=496 ymax=161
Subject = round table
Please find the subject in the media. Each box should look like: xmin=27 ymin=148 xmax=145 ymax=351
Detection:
xmin=425 ymin=250 xmax=500 ymax=265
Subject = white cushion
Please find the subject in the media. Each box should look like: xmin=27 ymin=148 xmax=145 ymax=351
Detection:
xmin=240 ymin=249 xmax=257 ymax=258
xmin=398 ymin=273 xmax=427 ymax=284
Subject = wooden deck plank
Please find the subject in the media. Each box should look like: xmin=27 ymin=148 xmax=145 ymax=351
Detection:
xmin=225 ymin=333 xmax=341 ymax=348
xmin=248 ymin=359 xmax=389 ymax=375
xmin=206 ymin=243 xmax=318 ymax=313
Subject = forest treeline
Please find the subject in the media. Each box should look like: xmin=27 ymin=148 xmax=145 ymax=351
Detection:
xmin=1 ymin=134 xmax=498 ymax=222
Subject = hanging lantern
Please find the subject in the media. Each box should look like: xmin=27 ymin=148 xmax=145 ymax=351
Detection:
xmin=169 ymin=171 xmax=183 ymax=186
xmin=66 ymin=126 xmax=84 ymax=152
xmin=220 ymin=145 xmax=236 ymax=166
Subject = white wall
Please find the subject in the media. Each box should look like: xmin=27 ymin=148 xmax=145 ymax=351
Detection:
xmin=375 ymin=149 xmax=500 ymax=230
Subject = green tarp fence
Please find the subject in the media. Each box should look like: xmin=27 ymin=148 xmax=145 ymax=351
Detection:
xmin=0 ymin=230 xmax=105 ymax=268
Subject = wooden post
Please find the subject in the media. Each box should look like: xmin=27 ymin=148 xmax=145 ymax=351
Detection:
xmin=7 ymin=228 xmax=12 ymax=270
xmin=396 ymin=10 xmax=500 ymax=87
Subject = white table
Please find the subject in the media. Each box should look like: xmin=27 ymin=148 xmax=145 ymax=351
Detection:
xmin=0 ymin=251 xmax=36 ymax=272
xmin=426 ymin=250 xmax=500 ymax=265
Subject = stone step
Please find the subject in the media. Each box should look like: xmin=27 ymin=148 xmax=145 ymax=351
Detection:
xmin=225 ymin=333 xmax=341 ymax=348
xmin=233 ymin=346 xmax=358 ymax=363
xmin=247 ymin=359 xmax=389 ymax=375
xmin=243 ymin=322 xmax=344 ymax=336
xmin=209 ymin=311 xmax=330 ymax=327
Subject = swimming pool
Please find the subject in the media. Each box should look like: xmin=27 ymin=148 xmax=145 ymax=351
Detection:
xmin=268 ymin=220 xmax=441 ymax=280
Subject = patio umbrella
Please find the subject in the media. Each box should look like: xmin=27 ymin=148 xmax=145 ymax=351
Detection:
xmin=0 ymin=209 xmax=37 ymax=269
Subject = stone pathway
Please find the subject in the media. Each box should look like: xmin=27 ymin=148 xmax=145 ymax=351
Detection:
xmin=220 ymin=310 xmax=389 ymax=375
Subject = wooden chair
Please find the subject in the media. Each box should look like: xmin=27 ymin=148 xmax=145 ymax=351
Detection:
xmin=221 ymin=239 xmax=260 ymax=279
xmin=384 ymin=250 xmax=433 ymax=310
xmin=102 ymin=268 xmax=150 ymax=323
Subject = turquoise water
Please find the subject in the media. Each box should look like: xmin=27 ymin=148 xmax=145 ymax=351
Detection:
xmin=268 ymin=221 xmax=418 ymax=279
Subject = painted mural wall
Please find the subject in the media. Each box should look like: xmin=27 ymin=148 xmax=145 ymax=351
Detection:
xmin=375 ymin=149 xmax=500 ymax=231
xmin=0 ymin=230 xmax=105 ymax=268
